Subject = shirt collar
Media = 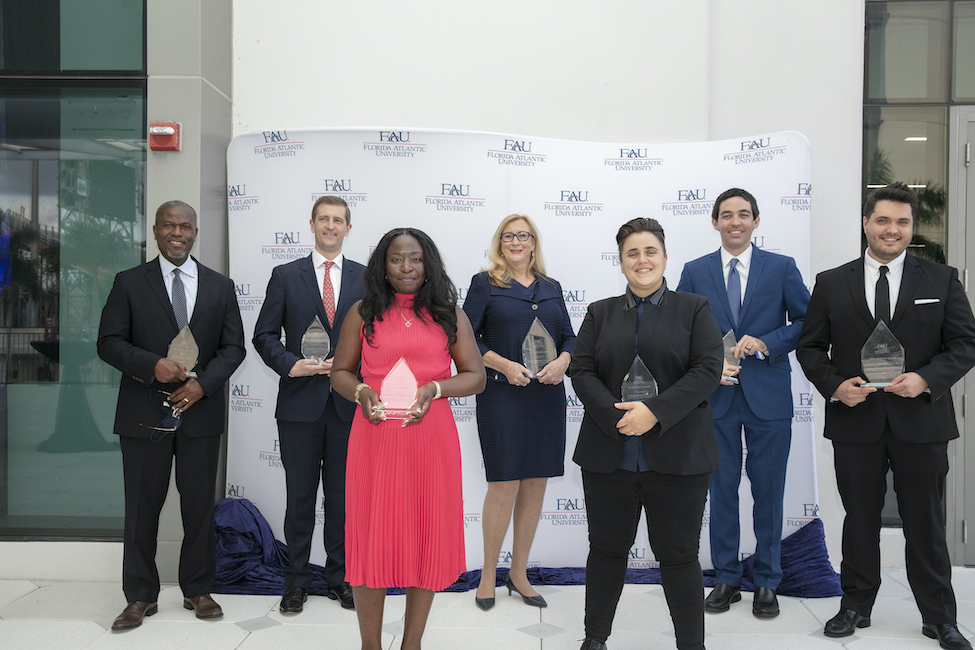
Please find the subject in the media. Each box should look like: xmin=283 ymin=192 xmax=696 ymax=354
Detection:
xmin=624 ymin=278 xmax=667 ymax=309
xmin=720 ymin=243 xmax=753 ymax=269
xmin=863 ymin=249 xmax=906 ymax=276
xmin=158 ymin=254 xmax=197 ymax=280
xmin=312 ymin=250 xmax=344 ymax=270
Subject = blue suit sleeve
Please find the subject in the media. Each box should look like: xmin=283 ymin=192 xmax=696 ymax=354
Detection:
xmin=462 ymin=273 xmax=491 ymax=356
xmin=760 ymin=257 xmax=810 ymax=362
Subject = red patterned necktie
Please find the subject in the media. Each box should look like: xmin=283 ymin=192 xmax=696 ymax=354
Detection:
xmin=322 ymin=260 xmax=336 ymax=326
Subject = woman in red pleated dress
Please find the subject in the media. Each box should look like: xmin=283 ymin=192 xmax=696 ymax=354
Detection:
xmin=331 ymin=228 xmax=485 ymax=650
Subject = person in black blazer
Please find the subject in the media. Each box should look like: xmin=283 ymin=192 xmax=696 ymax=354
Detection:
xmin=253 ymin=196 xmax=364 ymax=613
xmin=569 ymin=218 xmax=722 ymax=650
xmin=797 ymin=183 xmax=975 ymax=650
xmin=97 ymin=200 xmax=245 ymax=630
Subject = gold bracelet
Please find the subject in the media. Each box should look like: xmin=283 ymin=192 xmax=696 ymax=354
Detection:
xmin=432 ymin=380 xmax=442 ymax=400
xmin=354 ymin=383 xmax=371 ymax=405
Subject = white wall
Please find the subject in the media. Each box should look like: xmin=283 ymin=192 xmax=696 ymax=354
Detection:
xmin=232 ymin=0 xmax=867 ymax=567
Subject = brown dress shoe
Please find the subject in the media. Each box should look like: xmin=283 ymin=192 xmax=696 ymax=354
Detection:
xmin=111 ymin=601 xmax=158 ymax=630
xmin=182 ymin=594 xmax=223 ymax=619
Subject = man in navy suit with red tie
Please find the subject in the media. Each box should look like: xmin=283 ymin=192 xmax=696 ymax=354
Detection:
xmin=798 ymin=182 xmax=975 ymax=649
xmin=677 ymin=188 xmax=809 ymax=619
xmin=253 ymin=196 xmax=364 ymax=614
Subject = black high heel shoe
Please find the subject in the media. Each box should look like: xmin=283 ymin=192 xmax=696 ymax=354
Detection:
xmin=474 ymin=591 xmax=495 ymax=610
xmin=504 ymin=574 xmax=547 ymax=608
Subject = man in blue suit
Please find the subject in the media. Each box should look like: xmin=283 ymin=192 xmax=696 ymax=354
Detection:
xmin=253 ymin=196 xmax=364 ymax=614
xmin=677 ymin=188 xmax=809 ymax=618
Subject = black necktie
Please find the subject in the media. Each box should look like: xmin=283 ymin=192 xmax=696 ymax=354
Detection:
xmin=876 ymin=265 xmax=890 ymax=325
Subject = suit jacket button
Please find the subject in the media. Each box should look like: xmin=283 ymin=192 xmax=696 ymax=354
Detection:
xmin=531 ymin=304 xmax=538 ymax=310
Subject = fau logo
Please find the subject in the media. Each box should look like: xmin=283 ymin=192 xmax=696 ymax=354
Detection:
xmin=560 ymin=190 xmax=589 ymax=202
xmin=740 ymin=137 xmax=770 ymax=151
xmin=448 ymin=396 xmax=469 ymax=407
xmin=620 ymin=148 xmax=648 ymax=158
xmin=380 ymin=131 xmax=410 ymax=142
xmin=803 ymin=503 xmax=820 ymax=517
xmin=324 ymin=179 xmax=352 ymax=192
xmin=234 ymin=283 xmax=251 ymax=297
xmin=228 ymin=184 xmax=246 ymax=198
xmin=262 ymin=130 xmax=288 ymax=143
xmin=797 ymin=182 xmax=812 ymax=195
xmin=504 ymin=139 xmax=532 ymax=152
xmin=628 ymin=547 xmax=648 ymax=560
xmin=231 ymin=384 xmax=250 ymax=398
xmin=565 ymin=395 xmax=583 ymax=408
xmin=562 ymin=289 xmax=586 ymax=303
xmin=556 ymin=498 xmax=585 ymax=510
xmin=678 ymin=189 xmax=707 ymax=201
xmin=227 ymin=484 xmax=245 ymax=498
xmin=798 ymin=392 xmax=814 ymax=406
xmin=272 ymin=439 xmax=281 ymax=452
xmin=441 ymin=184 xmax=470 ymax=197
xmin=275 ymin=232 xmax=301 ymax=245
xmin=752 ymin=235 xmax=766 ymax=249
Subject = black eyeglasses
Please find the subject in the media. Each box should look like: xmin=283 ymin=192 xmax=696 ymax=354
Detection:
xmin=500 ymin=231 xmax=533 ymax=243
xmin=140 ymin=389 xmax=183 ymax=441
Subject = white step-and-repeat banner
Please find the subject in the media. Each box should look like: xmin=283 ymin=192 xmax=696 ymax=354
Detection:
xmin=225 ymin=128 xmax=816 ymax=573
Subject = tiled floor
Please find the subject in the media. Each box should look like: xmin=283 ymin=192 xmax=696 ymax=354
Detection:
xmin=1 ymin=568 xmax=973 ymax=649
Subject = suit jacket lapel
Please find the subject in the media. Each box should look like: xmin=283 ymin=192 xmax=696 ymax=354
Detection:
xmin=335 ymin=261 xmax=357 ymax=320
xmin=190 ymin=260 xmax=212 ymax=329
xmin=892 ymin=254 xmax=920 ymax=327
xmin=707 ymin=251 xmax=735 ymax=327
xmin=846 ymin=256 xmax=874 ymax=326
xmin=145 ymin=258 xmax=178 ymax=330
xmin=739 ymin=247 xmax=766 ymax=323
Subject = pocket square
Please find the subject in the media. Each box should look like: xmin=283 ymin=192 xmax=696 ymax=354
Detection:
xmin=914 ymin=298 xmax=940 ymax=305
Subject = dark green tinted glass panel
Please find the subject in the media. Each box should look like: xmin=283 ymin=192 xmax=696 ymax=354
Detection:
xmin=0 ymin=82 xmax=145 ymax=537
xmin=866 ymin=2 xmax=949 ymax=103
xmin=953 ymin=2 xmax=975 ymax=101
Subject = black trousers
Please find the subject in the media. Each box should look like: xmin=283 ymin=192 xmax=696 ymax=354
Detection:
xmin=120 ymin=431 xmax=220 ymax=603
xmin=278 ymin=395 xmax=351 ymax=589
xmin=583 ymin=467 xmax=711 ymax=650
xmin=833 ymin=423 xmax=956 ymax=624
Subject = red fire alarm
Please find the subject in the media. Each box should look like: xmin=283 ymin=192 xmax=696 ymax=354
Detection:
xmin=149 ymin=122 xmax=181 ymax=151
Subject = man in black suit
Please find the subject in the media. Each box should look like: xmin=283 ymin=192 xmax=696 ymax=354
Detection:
xmin=98 ymin=200 xmax=245 ymax=630
xmin=253 ymin=196 xmax=364 ymax=613
xmin=797 ymin=182 xmax=975 ymax=650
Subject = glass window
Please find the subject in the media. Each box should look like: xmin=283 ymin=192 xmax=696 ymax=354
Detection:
xmin=0 ymin=0 xmax=144 ymax=74
xmin=863 ymin=106 xmax=948 ymax=262
xmin=0 ymin=81 xmax=145 ymax=537
xmin=866 ymin=2 xmax=950 ymax=103
xmin=953 ymin=2 xmax=975 ymax=101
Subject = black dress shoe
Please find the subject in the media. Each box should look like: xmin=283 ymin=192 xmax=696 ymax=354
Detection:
xmin=704 ymin=583 xmax=741 ymax=613
xmin=580 ymin=638 xmax=608 ymax=650
xmin=824 ymin=608 xmax=871 ymax=637
xmin=922 ymin=623 xmax=973 ymax=650
xmin=752 ymin=587 xmax=779 ymax=619
xmin=327 ymin=582 xmax=355 ymax=610
xmin=279 ymin=586 xmax=308 ymax=614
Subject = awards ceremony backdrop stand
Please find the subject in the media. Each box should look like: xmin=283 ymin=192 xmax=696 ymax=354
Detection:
xmin=222 ymin=128 xmax=835 ymax=596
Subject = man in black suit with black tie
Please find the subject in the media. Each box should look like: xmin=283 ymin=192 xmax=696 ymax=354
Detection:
xmin=797 ymin=182 xmax=975 ymax=650
xmin=98 ymin=200 xmax=246 ymax=630
xmin=253 ymin=196 xmax=364 ymax=613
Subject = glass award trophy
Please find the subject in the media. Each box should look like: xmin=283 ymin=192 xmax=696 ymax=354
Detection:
xmin=722 ymin=330 xmax=741 ymax=385
xmin=380 ymin=357 xmax=419 ymax=419
xmin=860 ymin=320 xmax=905 ymax=387
xmin=167 ymin=325 xmax=199 ymax=378
xmin=521 ymin=317 xmax=558 ymax=377
xmin=300 ymin=315 xmax=331 ymax=363
xmin=620 ymin=355 xmax=658 ymax=401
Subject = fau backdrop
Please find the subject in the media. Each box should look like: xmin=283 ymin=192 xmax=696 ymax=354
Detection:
xmin=225 ymin=128 xmax=815 ymax=573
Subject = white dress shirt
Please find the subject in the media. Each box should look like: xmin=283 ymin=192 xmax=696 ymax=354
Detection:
xmin=312 ymin=250 xmax=344 ymax=304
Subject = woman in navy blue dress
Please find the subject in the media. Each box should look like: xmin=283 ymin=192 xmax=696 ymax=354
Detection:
xmin=463 ymin=214 xmax=575 ymax=610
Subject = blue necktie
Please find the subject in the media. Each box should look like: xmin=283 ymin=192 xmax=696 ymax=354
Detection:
xmin=727 ymin=258 xmax=741 ymax=326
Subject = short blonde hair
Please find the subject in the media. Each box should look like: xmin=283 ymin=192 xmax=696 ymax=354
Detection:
xmin=484 ymin=214 xmax=548 ymax=288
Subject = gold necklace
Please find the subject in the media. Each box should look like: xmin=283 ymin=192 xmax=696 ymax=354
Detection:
xmin=395 ymin=301 xmax=414 ymax=327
